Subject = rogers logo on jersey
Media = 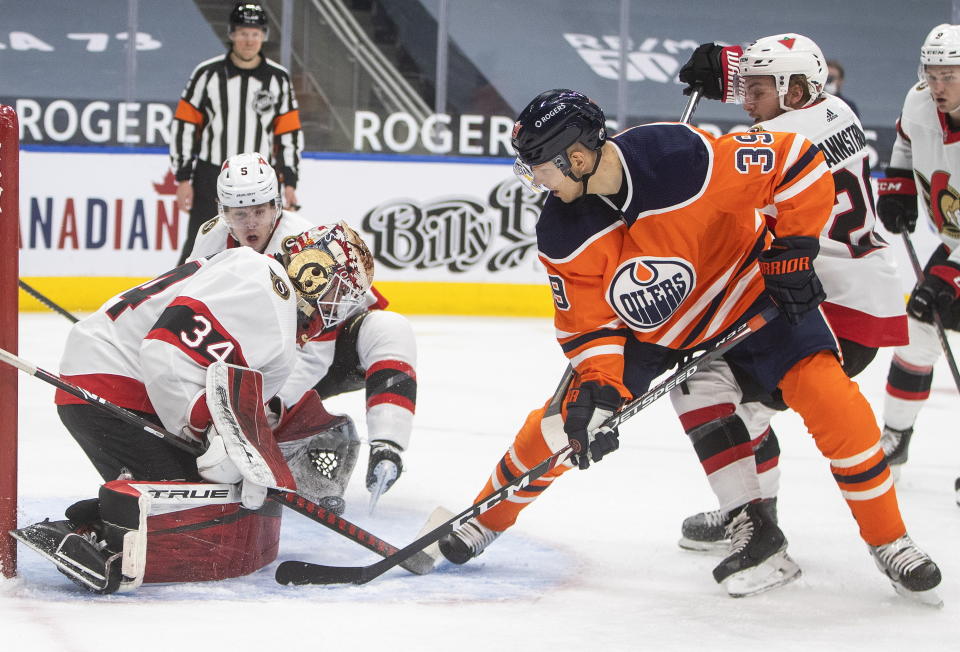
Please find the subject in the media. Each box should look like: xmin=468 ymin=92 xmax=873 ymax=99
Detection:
xmin=607 ymin=257 xmax=695 ymax=331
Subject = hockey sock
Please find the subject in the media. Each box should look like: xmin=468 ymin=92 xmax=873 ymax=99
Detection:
xmin=471 ymin=402 xmax=571 ymax=532
xmin=780 ymin=351 xmax=905 ymax=546
xmin=883 ymin=354 xmax=933 ymax=431
xmin=753 ymin=427 xmax=781 ymax=500
xmin=685 ymin=413 xmax=762 ymax=513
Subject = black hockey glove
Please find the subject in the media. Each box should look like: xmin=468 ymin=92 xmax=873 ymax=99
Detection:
xmin=678 ymin=43 xmax=741 ymax=101
xmin=564 ymin=381 xmax=622 ymax=470
xmin=366 ymin=440 xmax=403 ymax=494
xmin=877 ymin=168 xmax=918 ymax=233
xmin=907 ymin=260 xmax=960 ymax=324
xmin=758 ymin=236 xmax=826 ymax=325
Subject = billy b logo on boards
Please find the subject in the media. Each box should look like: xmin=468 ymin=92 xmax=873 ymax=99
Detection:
xmin=607 ymin=257 xmax=695 ymax=331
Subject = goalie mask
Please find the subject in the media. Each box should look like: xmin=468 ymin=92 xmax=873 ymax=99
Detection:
xmin=511 ymin=89 xmax=606 ymax=193
xmin=737 ymin=34 xmax=827 ymax=111
xmin=217 ymin=153 xmax=282 ymax=252
xmin=280 ymin=222 xmax=374 ymax=340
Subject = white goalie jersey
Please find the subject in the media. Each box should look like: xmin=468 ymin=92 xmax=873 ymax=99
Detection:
xmin=187 ymin=210 xmax=315 ymax=261
xmin=186 ymin=211 xmax=392 ymax=414
xmin=889 ymin=82 xmax=960 ymax=264
xmin=55 ymin=248 xmax=298 ymax=441
xmin=753 ymin=93 xmax=907 ymax=346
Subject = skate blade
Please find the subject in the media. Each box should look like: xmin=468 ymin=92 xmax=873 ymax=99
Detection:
xmin=890 ymin=581 xmax=944 ymax=608
xmin=678 ymin=537 xmax=729 ymax=554
xmin=723 ymin=551 xmax=802 ymax=598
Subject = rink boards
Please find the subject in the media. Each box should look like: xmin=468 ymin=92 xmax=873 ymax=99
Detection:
xmin=16 ymin=148 xmax=554 ymax=316
xmin=16 ymin=147 xmax=938 ymax=316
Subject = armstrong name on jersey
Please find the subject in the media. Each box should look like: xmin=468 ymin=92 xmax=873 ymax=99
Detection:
xmin=608 ymin=257 xmax=696 ymax=331
xmin=816 ymin=122 xmax=867 ymax=167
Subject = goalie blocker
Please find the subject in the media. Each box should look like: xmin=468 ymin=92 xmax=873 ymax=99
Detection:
xmin=13 ymin=362 xmax=359 ymax=593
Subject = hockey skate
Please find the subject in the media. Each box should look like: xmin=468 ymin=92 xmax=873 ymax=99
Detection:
xmin=10 ymin=519 xmax=123 ymax=594
xmin=712 ymin=501 xmax=800 ymax=597
xmin=869 ymin=534 xmax=942 ymax=607
xmin=880 ymin=426 xmax=913 ymax=481
xmin=678 ymin=497 xmax=778 ymax=554
xmin=438 ymin=520 xmax=501 ymax=565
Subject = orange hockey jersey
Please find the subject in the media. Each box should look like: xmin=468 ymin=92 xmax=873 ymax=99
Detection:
xmin=536 ymin=123 xmax=835 ymax=398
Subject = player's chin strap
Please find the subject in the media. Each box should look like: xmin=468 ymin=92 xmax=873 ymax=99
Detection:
xmin=567 ymin=146 xmax=604 ymax=196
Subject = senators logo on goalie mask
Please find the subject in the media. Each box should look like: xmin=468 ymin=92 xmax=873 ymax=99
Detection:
xmin=607 ymin=257 xmax=695 ymax=331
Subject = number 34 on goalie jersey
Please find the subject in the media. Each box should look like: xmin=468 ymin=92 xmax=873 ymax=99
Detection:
xmin=106 ymin=261 xmax=240 ymax=365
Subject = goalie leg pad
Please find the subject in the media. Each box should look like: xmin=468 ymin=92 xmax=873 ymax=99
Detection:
xmin=100 ymin=480 xmax=282 ymax=585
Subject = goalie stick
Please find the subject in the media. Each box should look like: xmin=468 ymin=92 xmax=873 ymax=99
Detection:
xmin=274 ymin=304 xmax=781 ymax=586
xmin=0 ymin=347 xmax=434 ymax=575
xmin=900 ymin=230 xmax=960 ymax=393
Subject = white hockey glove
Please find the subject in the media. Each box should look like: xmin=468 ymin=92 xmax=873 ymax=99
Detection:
xmin=196 ymin=427 xmax=269 ymax=510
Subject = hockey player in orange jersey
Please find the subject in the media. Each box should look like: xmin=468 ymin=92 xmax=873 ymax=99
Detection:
xmin=437 ymin=89 xmax=942 ymax=606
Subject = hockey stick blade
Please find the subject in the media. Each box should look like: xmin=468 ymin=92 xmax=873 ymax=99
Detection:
xmin=273 ymin=306 xmax=780 ymax=586
xmin=276 ymin=560 xmax=367 ymax=585
xmin=273 ymin=492 xmax=435 ymax=575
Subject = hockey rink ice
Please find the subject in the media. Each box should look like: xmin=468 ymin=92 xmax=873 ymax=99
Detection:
xmin=3 ymin=311 xmax=959 ymax=650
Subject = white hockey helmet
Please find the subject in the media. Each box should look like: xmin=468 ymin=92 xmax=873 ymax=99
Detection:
xmin=738 ymin=33 xmax=827 ymax=111
xmin=217 ymin=152 xmax=281 ymax=212
xmin=920 ymin=24 xmax=960 ymax=66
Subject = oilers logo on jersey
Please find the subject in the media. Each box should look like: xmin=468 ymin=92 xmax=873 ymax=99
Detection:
xmin=607 ymin=257 xmax=695 ymax=331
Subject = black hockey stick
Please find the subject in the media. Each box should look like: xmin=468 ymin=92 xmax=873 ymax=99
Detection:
xmin=275 ymin=305 xmax=781 ymax=586
xmin=0 ymin=347 xmax=434 ymax=575
xmin=18 ymin=280 xmax=79 ymax=323
xmin=900 ymin=231 xmax=960 ymax=393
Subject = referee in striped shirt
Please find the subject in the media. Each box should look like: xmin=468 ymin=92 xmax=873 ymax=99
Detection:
xmin=170 ymin=2 xmax=303 ymax=264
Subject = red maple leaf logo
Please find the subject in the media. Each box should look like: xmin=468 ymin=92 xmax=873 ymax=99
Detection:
xmin=153 ymin=170 xmax=178 ymax=195
xmin=779 ymin=37 xmax=796 ymax=50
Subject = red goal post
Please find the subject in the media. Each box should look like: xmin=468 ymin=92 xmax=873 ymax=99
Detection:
xmin=0 ymin=105 xmax=19 ymax=577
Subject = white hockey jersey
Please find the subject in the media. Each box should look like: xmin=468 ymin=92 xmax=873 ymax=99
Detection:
xmin=185 ymin=210 xmax=388 ymax=408
xmin=56 ymin=248 xmax=298 ymax=441
xmin=754 ymin=94 xmax=907 ymax=347
xmin=187 ymin=210 xmax=315 ymax=261
xmin=889 ymin=82 xmax=960 ymax=264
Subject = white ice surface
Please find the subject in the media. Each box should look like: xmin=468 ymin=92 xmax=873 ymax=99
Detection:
xmin=3 ymin=312 xmax=960 ymax=651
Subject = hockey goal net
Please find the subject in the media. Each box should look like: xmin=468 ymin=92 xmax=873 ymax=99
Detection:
xmin=0 ymin=105 xmax=19 ymax=578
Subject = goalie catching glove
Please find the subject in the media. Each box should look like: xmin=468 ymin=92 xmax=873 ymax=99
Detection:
xmin=758 ymin=236 xmax=825 ymax=325
xmin=564 ymin=380 xmax=623 ymax=470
